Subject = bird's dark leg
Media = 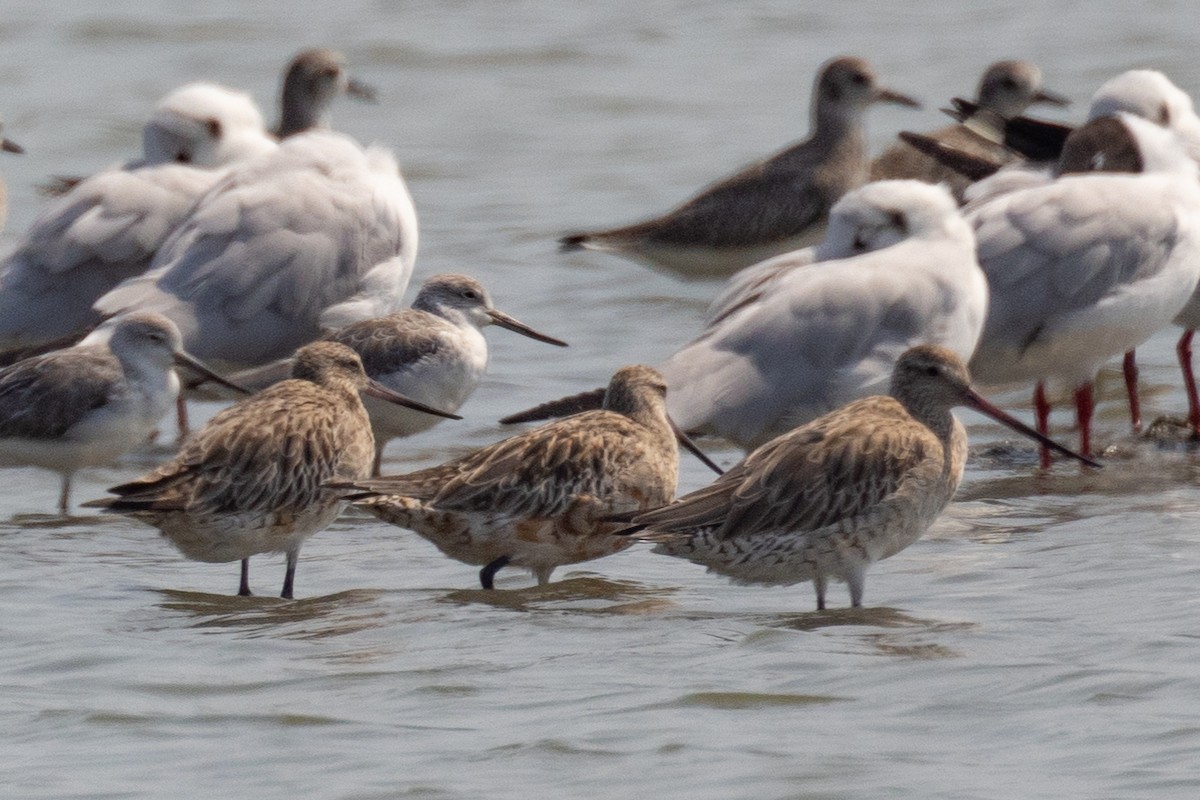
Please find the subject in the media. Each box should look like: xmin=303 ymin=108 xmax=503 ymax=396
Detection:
xmin=479 ymin=556 xmax=511 ymax=589
xmin=238 ymin=559 xmax=252 ymax=596
xmin=280 ymin=551 xmax=298 ymax=599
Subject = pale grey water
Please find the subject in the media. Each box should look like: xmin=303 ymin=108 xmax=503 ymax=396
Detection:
xmin=2 ymin=2 xmax=1200 ymax=798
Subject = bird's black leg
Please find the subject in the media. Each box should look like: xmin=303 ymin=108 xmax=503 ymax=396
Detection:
xmin=479 ymin=556 xmax=511 ymax=589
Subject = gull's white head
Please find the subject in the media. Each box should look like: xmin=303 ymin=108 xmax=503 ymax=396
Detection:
xmin=142 ymin=82 xmax=276 ymax=168
xmin=1087 ymin=70 xmax=1200 ymax=161
xmin=817 ymin=180 xmax=961 ymax=259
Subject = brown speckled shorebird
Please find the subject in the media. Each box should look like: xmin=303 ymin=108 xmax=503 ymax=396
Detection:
xmin=558 ymin=56 xmax=920 ymax=278
xmin=621 ymin=346 xmax=1098 ymax=610
xmin=83 ymin=341 xmax=459 ymax=599
xmin=339 ymin=365 xmax=680 ymax=589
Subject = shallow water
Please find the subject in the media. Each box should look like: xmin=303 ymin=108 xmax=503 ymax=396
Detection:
xmin=3 ymin=2 xmax=1200 ymax=798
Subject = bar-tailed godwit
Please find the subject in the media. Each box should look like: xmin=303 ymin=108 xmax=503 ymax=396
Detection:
xmin=622 ymin=346 xmax=1097 ymax=610
xmin=84 ymin=341 xmax=458 ymax=598
xmin=340 ymin=365 xmax=679 ymax=589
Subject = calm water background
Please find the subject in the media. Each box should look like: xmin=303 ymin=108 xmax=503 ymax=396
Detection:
xmin=3 ymin=2 xmax=1200 ymax=798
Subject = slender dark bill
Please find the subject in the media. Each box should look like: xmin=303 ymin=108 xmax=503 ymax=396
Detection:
xmin=877 ymin=88 xmax=921 ymax=108
xmin=174 ymin=352 xmax=251 ymax=395
xmin=345 ymin=78 xmax=378 ymax=102
xmin=669 ymin=417 xmax=724 ymax=476
xmin=965 ymin=389 xmax=1102 ymax=468
xmin=364 ymin=379 xmax=462 ymax=420
xmin=487 ymin=309 xmax=568 ymax=347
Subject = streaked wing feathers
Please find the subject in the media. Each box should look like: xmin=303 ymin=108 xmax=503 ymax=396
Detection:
xmin=634 ymin=397 xmax=937 ymax=539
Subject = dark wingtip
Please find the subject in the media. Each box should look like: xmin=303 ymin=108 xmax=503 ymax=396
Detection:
xmin=897 ymin=131 xmax=1003 ymax=181
xmin=558 ymin=233 xmax=589 ymax=252
xmin=499 ymin=387 xmax=607 ymax=425
xmin=1001 ymin=115 xmax=1074 ymax=162
xmin=79 ymin=497 xmax=114 ymax=510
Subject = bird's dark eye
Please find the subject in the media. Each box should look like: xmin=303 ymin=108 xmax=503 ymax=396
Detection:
xmin=175 ymin=152 xmax=191 ymax=164
xmin=925 ymin=365 xmax=939 ymax=377
xmin=851 ymin=72 xmax=869 ymax=86
xmin=1159 ymin=102 xmax=1172 ymax=125
xmin=1000 ymin=77 xmax=1018 ymax=90
xmin=889 ymin=210 xmax=907 ymax=231
xmin=462 ymin=290 xmax=478 ymax=300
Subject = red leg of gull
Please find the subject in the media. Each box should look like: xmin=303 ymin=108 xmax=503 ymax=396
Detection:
xmin=1123 ymin=350 xmax=1141 ymax=433
xmin=1073 ymin=382 xmax=1095 ymax=462
xmin=1034 ymin=382 xmax=1052 ymax=469
xmin=1178 ymin=329 xmax=1200 ymax=440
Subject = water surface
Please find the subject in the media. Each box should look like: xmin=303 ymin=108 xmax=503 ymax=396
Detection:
xmin=2 ymin=2 xmax=1200 ymax=798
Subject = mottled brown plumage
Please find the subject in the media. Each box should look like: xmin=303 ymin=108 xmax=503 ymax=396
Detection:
xmin=344 ymin=365 xmax=679 ymax=588
xmin=85 ymin=341 xmax=449 ymax=598
xmin=627 ymin=346 xmax=1095 ymax=609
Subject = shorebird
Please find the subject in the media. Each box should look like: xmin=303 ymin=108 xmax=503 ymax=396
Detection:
xmin=0 ymin=120 xmax=24 ymax=234
xmin=220 ymin=274 xmax=568 ymax=474
xmin=966 ymin=113 xmax=1200 ymax=464
xmin=339 ymin=365 xmax=679 ymax=589
xmin=559 ymin=56 xmax=919 ymax=278
xmin=83 ymin=341 xmax=460 ymax=599
xmin=273 ymin=48 xmax=376 ymax=137
xmin=0 ymin=83 xmax=277 ymax=353
xmin=0 ymin=312 xmax=240 ymax=514
xmin=621 ymin=346 xmax=1098 ymax=610
xmin=871 ymin=60 xmax=1068 ymax=199
xmin=93 ymin=128 xmax=418 ymax=371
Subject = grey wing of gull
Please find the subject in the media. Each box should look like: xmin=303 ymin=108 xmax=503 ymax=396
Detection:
xmin=0 ymin=163 xmax=220 ymax=346
xmin=704 ymin=247 xmax=818 ymax=326
xmin=971 ymin=175 xmax=1183 ymax=350
xmin=96 ymin=140 xmax=409 ymax=365
xmin=0 ymin=347 xmax=120 ymax=439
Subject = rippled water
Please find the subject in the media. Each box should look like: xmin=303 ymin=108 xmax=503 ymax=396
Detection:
xmin=3 ymin=2 xmax=1200 ymax=798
